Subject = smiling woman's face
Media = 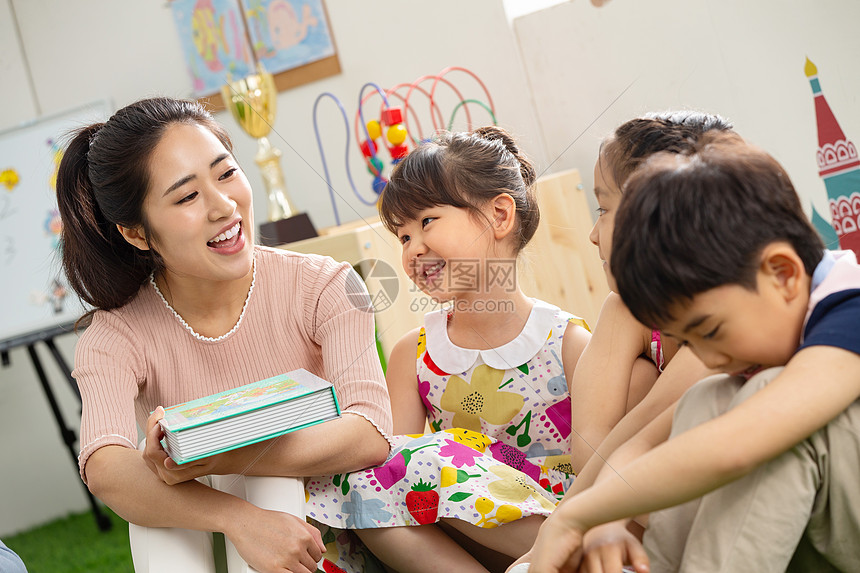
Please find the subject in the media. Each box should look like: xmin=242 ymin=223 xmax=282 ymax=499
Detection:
xmin=138 ymin=122 xmax=255 ymax=284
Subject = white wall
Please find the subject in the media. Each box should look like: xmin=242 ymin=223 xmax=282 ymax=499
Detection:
xmin=0 ymin=0 xmax=541 ymax=536
xmin=513 ymin=0 xmax=860 ymax=221
xmin=0 ymin=1 xmax=37 ymax=126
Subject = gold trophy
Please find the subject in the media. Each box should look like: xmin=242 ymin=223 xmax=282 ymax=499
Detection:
xmin=221 ymin=64 xmax=317 ymax=245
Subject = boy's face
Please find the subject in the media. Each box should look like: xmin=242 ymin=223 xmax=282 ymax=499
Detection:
xmin=659 ymin=273 xmax=805 ymax=377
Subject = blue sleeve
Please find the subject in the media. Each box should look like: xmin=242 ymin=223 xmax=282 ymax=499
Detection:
xmin=0 ymin=540 xmax=28 ymax=573
xmin=799 ymin=289 xmax=860 ymax=355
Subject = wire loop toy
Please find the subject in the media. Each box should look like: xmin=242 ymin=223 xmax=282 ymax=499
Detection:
xmin=312 ymin=67 xmax=496 ymax=225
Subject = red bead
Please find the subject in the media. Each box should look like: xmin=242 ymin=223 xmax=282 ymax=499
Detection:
xmin=389 ymin=144 xmax=409 ymax=159
xmin=360 ymin=139 xmax=377 ymax=158
xmin=381 ymin=107 xmax=403 ymax=126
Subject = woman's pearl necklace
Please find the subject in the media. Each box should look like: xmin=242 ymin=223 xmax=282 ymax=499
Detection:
xmin=150 ymin=256 xmax=257 ymax=343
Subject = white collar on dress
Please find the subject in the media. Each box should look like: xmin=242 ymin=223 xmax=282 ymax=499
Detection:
xmin=424 ymin=299 xmax=561 ymax=374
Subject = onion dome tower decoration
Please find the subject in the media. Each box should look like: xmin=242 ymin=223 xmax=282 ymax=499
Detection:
xmin=806 ymin=57 xmax=860 ymax=254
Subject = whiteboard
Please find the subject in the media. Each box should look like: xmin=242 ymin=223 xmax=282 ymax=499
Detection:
xmin=0 ymin=101 xmax=112 ymax=345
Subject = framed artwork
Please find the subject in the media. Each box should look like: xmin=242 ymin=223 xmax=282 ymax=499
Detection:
xmin=169 ymin=0 xmax=340 ymax=109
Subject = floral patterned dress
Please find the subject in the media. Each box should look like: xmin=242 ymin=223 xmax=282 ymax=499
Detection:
xmin=304 ymin=300 xmax=588 ymax=572
xmin=418 ymin=299 xmax=588 ymax=498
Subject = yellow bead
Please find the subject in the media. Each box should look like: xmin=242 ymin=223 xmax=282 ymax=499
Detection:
xmin=387 ymin=123 xmax=408 ymax=145
xmin=366 ymin=120 xmax=382 ymax=141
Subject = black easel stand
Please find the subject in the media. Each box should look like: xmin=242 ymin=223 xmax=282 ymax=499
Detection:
xmin=1 ymin=323 xmax=112 ymax=532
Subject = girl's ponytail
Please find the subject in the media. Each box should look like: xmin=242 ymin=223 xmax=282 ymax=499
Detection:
xmin=473 ymin=126 xmax=537 ymax=188
xmin=381 ymin=125 xmax=541 ymax=252
xmin=471 ymin=126 xmax=540 ymax=249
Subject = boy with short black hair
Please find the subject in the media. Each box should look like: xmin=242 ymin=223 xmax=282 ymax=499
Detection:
xmin=525 ymin=133 xmax=860 ymax=573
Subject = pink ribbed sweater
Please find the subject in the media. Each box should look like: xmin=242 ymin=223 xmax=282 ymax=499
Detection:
xmin=74 ymin=246 xmax=392 ymax=482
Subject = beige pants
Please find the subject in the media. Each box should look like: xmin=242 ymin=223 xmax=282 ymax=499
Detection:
xmin=644 ymin=367 xmax=860 ymax=573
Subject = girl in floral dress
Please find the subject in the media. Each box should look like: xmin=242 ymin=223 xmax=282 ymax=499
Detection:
xmin=305 ymin=127 xmax=592 ymax=572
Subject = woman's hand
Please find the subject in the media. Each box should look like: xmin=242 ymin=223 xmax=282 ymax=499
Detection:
xmin=141 ymin=407 xmax=173 ymax=479
xmin=142 ymin=407 xmax=236 ymax=485
xmin=527 ymin=513 xmax=586 ymax=573
xmin=579 ymin=521 xmax=649 ymax=573
xmin=225 ymin=505 xmax=325 ymax=573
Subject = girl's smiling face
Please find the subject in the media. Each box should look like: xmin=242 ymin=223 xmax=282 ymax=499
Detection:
xmin=589 ymin=157 xmax=623 ymax=291
xmin=396 ymin=204 xmax=500 ymax=301
xmin=134 ymin=122 xmax=255 ymax=285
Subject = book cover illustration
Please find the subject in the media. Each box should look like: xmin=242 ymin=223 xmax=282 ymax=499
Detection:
xmin=158 ymin=370 xmax=341 ymax=464
xmin=162 ymin=371 xmax=326 ymax=432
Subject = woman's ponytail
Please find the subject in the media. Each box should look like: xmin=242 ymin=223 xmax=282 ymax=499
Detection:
xmin=56 ymin=125 xmax=153 ymax=324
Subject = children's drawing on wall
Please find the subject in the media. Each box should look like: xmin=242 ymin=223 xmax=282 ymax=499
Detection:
xmin=170 ymin=0 xmax=255 ymax=94
xmin=0 ymin=168 xmax=19 ymax=192
xmin=170 ymin=0 xmax=337 ymax=98
xmin=30 ymin=278 xmax=68 ymax=315
xmin=44 ymin=209 xmax=62 ymax=252
xmin=47 ymin=138 xmax=63 ymax=193
xmin=806 ymin=57 xmax=860 ymax=255
xmin=245 ymin=0 xmax=334 ymax=68
xmin=0 ymin=168 xmax=19 ymax=265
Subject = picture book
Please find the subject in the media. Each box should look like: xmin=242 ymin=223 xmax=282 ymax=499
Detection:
xmin=158 ymin=369 xmax=341 ymax=464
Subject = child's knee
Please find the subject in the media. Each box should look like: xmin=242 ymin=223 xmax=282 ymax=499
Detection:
xmin=672 ymin=374 xmax=745 ymax=434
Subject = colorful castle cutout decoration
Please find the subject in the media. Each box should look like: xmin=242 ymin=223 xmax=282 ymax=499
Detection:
xmin=806 ymin=57 xmax=860 ymax=255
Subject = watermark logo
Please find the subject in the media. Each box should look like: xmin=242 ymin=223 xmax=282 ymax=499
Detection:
xmin=345 ymin=258 xmax=401 ymax=313
xmin=345 ymin=258 xmax=518 ymax=314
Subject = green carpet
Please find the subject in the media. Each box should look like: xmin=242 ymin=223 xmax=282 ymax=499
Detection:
xmin=4 ymin=508 xmax=133 ymax=573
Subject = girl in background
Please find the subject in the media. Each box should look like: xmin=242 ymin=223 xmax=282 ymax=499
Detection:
xmin=570 ymin=111 xmax=733 ymax=476
xmin=513 ymin=111 xmax=733 ymax=572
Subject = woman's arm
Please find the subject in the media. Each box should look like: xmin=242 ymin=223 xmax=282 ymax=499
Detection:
xmin=386 ymin=327 xmax=431 ymax=435
xmin=148 ymin=408 xmax=390 ymax=483
xmin=571 ymin=293 xmax=650 ymax=474
xmin=529 ymin=346 xmax=860 ymax=572
xmin=87 ymin=444 xmax=325 ymax=573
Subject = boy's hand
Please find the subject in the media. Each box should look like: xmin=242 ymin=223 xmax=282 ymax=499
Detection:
xmin=579 ymin=521 xmax=649 ymax=573
xmin=527 ymin=513 xmax=586 ymax=573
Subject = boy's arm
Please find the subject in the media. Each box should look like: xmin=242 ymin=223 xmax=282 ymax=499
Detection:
xmin=570 ymin=346 xmax=711 ymax=496
xmin=520 ymin=405 xmax=674 ymax=573
xmin=571 ymin=293 xmax=651 ymax=474
xmin=385 ymin=327 xmax=429 ymax=435
xmin=529 ymin=346 xmax=860 ymax=573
